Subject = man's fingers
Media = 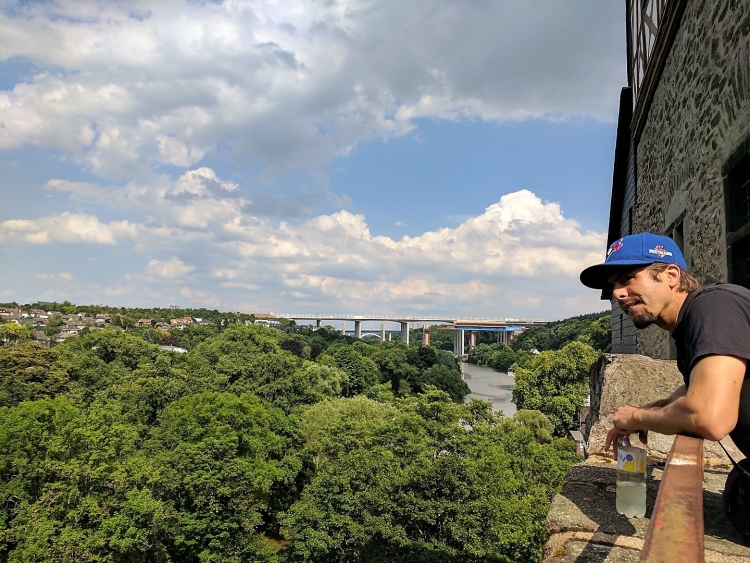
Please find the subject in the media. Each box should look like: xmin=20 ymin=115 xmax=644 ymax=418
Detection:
xmin=605 ymin=427 xmax=625 ymax=460
xmin=638 ymin=429 xmax=649 ymax=445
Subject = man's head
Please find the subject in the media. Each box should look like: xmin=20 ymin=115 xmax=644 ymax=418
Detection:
xmin=580 ymin=233 xmax=698 ymax=329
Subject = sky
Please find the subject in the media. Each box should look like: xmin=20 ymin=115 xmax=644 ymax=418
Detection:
xmin=0 ymin=0 xmax=627 ymax=323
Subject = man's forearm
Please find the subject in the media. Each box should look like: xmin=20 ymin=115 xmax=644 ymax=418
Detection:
xmin=640 ymin=385 xmax=686 ymax=409
xmin=633 ymin=396 xmax=703 ymax=437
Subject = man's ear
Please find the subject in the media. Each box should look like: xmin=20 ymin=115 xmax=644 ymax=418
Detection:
xmin=664 ymin=264 xmax=682 ymax=289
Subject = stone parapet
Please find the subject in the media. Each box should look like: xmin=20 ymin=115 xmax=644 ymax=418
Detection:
xmin=542 ymin=353 xmax=749 ymax=561
xmin=542 ymin=459 xmax=750 ymax=562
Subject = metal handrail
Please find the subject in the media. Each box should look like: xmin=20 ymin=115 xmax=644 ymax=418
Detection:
xmin=640 ymin=435 xmax=704 ymax=562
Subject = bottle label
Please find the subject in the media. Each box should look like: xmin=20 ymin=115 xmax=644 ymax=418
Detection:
xmin=617 ymin=447 xmax=646 ymax=473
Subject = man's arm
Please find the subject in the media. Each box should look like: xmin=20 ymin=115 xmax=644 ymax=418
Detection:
xmin=604 ymin=386 xmax=688 ymax=454
xmin=612 ymin=355 xmax=745 ymax=440
xmin=640 ymin=385 xmax=686 ymax=409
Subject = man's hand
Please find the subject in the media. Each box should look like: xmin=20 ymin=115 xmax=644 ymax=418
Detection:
xmin=604 ymin=426 xmax=649 ymax=459
xmin=604 ymin=405 xmax=649 ymax=460
xmin=604 ymin=427 xmax=630 ymax=459
xmin=613 ymin=405 xmax=642 ymax=431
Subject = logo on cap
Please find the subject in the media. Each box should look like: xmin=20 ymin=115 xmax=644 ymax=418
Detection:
xmin=648 ymin=245 xmax=673 ymax=258
xmin=607 ymin=239 xmax=624 ymax=257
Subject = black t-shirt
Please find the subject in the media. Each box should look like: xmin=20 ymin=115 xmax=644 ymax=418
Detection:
xmin=671 ymin=283 xmax=750 ymax=456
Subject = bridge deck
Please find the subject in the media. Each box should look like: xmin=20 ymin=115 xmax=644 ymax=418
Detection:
xmin=281 ymin=314 xmax=550 ymax=325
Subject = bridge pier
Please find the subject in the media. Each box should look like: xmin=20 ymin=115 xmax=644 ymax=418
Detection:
xmin=380 ymin=323 xmax=386 ymax=341
xmin=354 ymin=320 xmax=362 ymax=339
xmin=316 ymin=319 xmax=321 ymax=328
xmin=400 ymin=322 xmax=409 ymax=345
xmin=469 ymin=330 xmax=476 ymax=351
xmin=454 ymin=330 xmax=465 ymax=356
xmin=341 ymin=323 xmax=346 ymax=335
xmin=422 ymin=325 xmax=430 ymax=347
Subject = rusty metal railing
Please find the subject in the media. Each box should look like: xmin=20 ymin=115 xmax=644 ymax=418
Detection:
xmin=640 ymin=435 xmax=705 ymax=562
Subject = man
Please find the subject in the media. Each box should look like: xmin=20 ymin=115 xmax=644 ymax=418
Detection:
xmin=579 ymin=232 xmax=750 ymax=457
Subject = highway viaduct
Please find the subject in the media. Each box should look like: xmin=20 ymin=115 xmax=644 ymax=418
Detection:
xmin=279 ymin=314 xmax=550 ymax=354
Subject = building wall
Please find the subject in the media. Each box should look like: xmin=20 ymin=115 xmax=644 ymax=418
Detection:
xmin=634 ymin=0 xmax=750 ymax=358
xmin=610 ymin=137 xmax=639 ymax=354
xmin=611 ymin=301 xmax=638 ymax=353
xmin=619 ymin=139 xmax=638 ymax=239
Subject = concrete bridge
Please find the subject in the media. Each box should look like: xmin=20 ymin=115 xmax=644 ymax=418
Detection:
xmin=279 ymin=314 xmax=550 ymax=353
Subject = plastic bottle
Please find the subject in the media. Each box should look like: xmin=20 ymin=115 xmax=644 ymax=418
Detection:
xmin=616 ymin=435 xmax=647 ymax=518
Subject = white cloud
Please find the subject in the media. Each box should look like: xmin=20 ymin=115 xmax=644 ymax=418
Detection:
xmin=34 ymin=272 xmax=73 ymax=282
xmin=1 ymin=172 xmax=606 ymax=317
xmin=155 ymin=134 xmax=207 ymax=168
xmin=145 ymin=257 xmax=195 ymax=279
xmin=45 ymin=179 xmax=118 ymax=204
xmin=0 ymin=213 xmax=136 ymax=245
xmin=179 ymin=286 xmax=224 ymax=308
xmin=0 ymin=2 xmax=620 ymax=317
xmin=0 ymin=1 xmax=624 ymax=180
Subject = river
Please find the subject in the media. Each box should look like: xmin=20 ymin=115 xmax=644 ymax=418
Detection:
xmin=460 ymin=362 xmax=516 ymax=415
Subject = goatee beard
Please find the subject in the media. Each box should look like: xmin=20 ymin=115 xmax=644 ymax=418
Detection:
xmin=621 ymin=298 xmax=657 ymax=329
xmin=630 ymin=310 xmax=658 ymax=329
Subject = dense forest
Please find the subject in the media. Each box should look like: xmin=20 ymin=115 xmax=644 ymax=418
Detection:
xmin=0 ymin=308 xmax=601 ymax=562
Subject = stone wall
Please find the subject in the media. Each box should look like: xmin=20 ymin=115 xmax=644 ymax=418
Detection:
xmin=634 ymin=0 xmax=750 ymax=358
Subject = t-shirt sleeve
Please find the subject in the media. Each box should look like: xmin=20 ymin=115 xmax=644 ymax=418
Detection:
xmin=684 ymin=290 xmax=750 ymax=373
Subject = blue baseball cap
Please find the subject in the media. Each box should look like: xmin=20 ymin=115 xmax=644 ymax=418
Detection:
xmin=580 ymin=232 xmax=688 ymax=289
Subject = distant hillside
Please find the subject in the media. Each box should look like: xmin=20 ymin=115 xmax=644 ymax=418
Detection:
xmin=510 ymin=311 xmax=611 ymax=353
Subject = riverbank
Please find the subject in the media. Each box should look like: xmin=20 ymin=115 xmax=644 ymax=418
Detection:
xmin=460 ymin=362 xmax=516 ymax=415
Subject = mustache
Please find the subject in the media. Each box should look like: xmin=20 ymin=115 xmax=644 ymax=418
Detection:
xmin=619 ymin=298 xmax=643 ymax=309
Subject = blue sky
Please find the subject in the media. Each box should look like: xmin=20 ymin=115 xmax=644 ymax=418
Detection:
xmin=0 ymin=1 xmax=626 ymax=321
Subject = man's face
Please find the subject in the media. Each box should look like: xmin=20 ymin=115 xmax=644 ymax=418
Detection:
xmin=608 ymin=266 xmax=668 ymax=329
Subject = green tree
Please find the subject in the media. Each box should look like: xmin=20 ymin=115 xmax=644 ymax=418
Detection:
xmin=490 ymin=346 xmax=517 ymax=372
xmin=0 ymin=398 xmax=172 ymax=562
xmin=511 ymin=312 xmax=609 ymax=353
xmin=413 ymin=365 xmax=470 ymax=401
xmin=578 ymin=314 xmax=612 ymax=352
xmin=145 ymin=392 xmax=300 ymax=561
xmin=60 ymin=300 xmax=76 ymax=315
xmin=332 ymin=347 xmax=380 ymax=397
xmin=56 ymin=328 xmax=162 ymax=402
xmin=371 ymin=346 xmax=418 ymax=396
xmin=0 ymin=323 xmax=33 ymax=346
xmin=512 ymin=341 xmax=598 ymax=436
xmin=513 ymin=410 xmax=554 ymax=444
xmin=281 ymin=392 xmax=579 ymax=563
xmin=0 ymin=342 xmax=70 ymax=407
